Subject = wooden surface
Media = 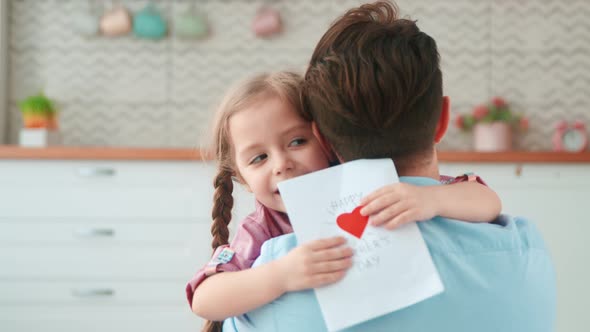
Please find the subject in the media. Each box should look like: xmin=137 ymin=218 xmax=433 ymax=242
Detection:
xmin=437 ymin=150 xmax=590 ymax=163
xmin=1 ymin=145 xmax=590 ymax=163
xmin=0 ymin=146 xmax=208 ymax=161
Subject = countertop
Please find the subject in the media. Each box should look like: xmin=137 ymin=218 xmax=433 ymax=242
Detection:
xmin=1 ymin=146 xmax=590 ymax=163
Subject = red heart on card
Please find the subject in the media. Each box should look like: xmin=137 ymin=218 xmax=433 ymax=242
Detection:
xmin=336 ymin=206 xmax=369 ymax=239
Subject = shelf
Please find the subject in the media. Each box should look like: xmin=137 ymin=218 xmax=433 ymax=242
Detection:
xmin=437 ymin=151 xmax=590 ymax=163
xmin=0 ymin=146 xmax=206 ymax=161
xmin=1 ymin=146 xmax=590 ymax=163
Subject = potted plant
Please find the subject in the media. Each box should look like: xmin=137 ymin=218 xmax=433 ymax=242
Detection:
xmin=19 ymin=93 xmax=58 ymax=129
xmin=18 ymin=93 xmax=61 ymax=147
xmin=455 ymin=97 xmax=528 ymax=152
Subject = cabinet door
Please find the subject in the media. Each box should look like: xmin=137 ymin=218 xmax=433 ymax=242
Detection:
xmin=0 ymin=219 xmax=200 ymax=245
xmin=0 ymin=160 xmax=254 ymax=332
xmin=0 ymin=160 xmax=255 ymax=221
xmin=441 ymin=162 xmax=590 ymax=332
xmin=0 ymin=306 xmax=203 ymax=332
xmin=0 ymin=160 xmax=216 ymax=186
xmin=0 ymin=281 xmax=187 ymax=305
xmin=0 ymin=245 xmax=208 ymax=279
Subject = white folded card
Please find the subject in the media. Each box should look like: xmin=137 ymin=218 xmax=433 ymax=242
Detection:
xmin=277 ymin=159 xmax=444 ymax=331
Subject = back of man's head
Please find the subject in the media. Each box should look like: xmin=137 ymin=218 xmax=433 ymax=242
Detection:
xmin=303 ymin=1 xmax=443 ymax=170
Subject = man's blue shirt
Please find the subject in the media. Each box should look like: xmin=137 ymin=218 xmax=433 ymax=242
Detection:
xmin=224 ymin=176 xmax=556 ymax=332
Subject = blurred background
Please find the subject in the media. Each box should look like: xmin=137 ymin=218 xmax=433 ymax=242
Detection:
xmin=0 ymin=1 xmax=589 ymax=332
xmin=1 ymin=0 xmax=588 ymax=149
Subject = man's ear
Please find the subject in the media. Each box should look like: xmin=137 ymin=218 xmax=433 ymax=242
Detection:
xmin=311 ymin=122 xmax=338 ymax=163
xmin=434 ymin=96 xmax=450 ymax=143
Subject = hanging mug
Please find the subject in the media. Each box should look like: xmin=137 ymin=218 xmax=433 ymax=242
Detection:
xmin=100 ymin=4 xmax=132 ymax=37
xmin=252 ymin=7 xmax=282 ymax=38
xmin=174 ymin=6 xmax=208 ymax=39
xmin=133 ymin=3 xmax=167 ymax=40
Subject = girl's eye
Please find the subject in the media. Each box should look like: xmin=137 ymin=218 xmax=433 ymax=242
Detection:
xmin=289 ymin=138 xmax=307 ymax=147
xmin=249 ymin=154 xmax=267 ymax=165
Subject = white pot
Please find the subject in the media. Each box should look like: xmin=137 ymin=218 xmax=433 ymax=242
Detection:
xmin=19 ymin=129 xmax=61 ymax=147
xmin=473 ymin=122 xmax=512 ymax=152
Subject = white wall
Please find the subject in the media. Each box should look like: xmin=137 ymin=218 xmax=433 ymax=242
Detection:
xmin=4 ymin=0 xmax=590 ymax=149
xmin=0 ymin=0 xmax=8 ymax=143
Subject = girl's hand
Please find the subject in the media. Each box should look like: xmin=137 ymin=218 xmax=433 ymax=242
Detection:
xmin=360 ymin=183 xmax=438 ymax=230
xmin=275 ymin=236 xmax=353 ymax=292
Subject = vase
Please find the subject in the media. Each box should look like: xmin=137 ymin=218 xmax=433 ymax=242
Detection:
xmin=473 ymin=122 xmax=512 ymax=152
xmin=19 ymin=128 xmax=61 ymax=147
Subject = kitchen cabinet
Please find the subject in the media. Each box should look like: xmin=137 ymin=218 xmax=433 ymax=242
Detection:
xmin=0 ymin=160 xmax=253 ymax=332
xmin=0 ymin=156 xmax=587 ymax=331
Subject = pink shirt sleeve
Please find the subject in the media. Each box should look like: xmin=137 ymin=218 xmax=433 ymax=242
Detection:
xmin=185 ymin=217 xmax=272 ymax=307
xmin=440 ymin=173 xmax=487 ymax=186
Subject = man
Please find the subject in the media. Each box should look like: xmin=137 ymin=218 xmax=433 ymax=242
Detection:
xmin=224 ymin=1 xmax=556 ymax=331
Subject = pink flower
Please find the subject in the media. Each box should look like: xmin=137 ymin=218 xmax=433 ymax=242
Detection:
xmin=491 ymin=97 xmax=507 ymax=108
xmin=573 ymin=120 xmax=586 ymax=130
xmin=519 ymin=117 xmax=529 ymax=131
xmin=472 ymin=105 xmax=489 ymax=120
xmin=454 ymin=115 xmax=464 ymax=129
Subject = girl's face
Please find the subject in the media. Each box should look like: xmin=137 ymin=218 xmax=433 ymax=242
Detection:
xmin=229 ymin=96 xmax=330 ymax=212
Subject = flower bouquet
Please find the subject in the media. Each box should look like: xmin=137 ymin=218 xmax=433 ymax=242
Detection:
xmin=455 ymin=97 xmax=528 ymax=151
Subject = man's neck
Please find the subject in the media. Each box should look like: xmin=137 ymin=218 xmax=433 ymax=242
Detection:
xmin=395 ymin=148 xmax=441 ymax=180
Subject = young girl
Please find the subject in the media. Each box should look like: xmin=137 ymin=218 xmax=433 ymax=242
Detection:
xmin=187 ymin=71 xmax=501 ymax=332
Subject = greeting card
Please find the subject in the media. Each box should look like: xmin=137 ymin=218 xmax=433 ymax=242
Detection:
xmin=277 ymin=159 xmax=444 ymax=331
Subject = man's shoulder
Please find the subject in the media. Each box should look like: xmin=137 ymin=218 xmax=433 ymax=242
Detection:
xmin=240 ymin=216 xmax=555 ymax=332
xmin=418 ymin=214 xmax=548 ymax=255
xmin=255 ymin=214 xmax=549 ymax=259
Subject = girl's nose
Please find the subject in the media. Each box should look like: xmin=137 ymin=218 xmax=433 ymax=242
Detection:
xmin=273 ymin=154 xmax=294 ymax=175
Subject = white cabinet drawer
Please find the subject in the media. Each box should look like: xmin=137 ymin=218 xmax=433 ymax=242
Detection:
xmin=0 ymin=220 xmax=206 ymax=245
xmin=0 ymin=305 xmax=202 ymax=332
xmin=0 ymin=281 xmax=188 ymax=305
xmin=1 ymin=184 xmax=212 ymax=218
xmin=0 ymin=160 xmax=217 ymax=186
xmin=0 ymin=245 xmax=211 ymax=280
xmin=1 ymin=178 xmax=254 ymax=220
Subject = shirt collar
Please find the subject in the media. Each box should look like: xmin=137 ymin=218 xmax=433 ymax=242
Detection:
xmin=399 ymin=176 xmax=441 ymax=186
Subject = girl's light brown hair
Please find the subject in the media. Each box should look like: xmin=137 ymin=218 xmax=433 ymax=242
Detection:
xmin=202 ymin=71 xmax=304 ymax=332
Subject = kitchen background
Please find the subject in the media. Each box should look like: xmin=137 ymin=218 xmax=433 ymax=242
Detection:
xmin=1 ymin=1 xmax=589 ymax=332
xmin=1 ymin=0 xmax=589 ymax=150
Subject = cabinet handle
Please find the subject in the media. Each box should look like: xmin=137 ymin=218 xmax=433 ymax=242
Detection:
xmin=77 ymin=167 xmax=116 ymax=177
xmin=72 ymin=288 xmax=115 ymax=297
xmin=515 ymin=164 xmax=523 ymax=177
xmin=75 ymin=228 xmax=115 ymax=238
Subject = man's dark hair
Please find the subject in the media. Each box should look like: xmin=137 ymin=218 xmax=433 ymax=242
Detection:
xmin=303 ymin=1 xmax=443 ymax=170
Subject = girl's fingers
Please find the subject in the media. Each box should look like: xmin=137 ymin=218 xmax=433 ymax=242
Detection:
xmin=312 ymin=257 xmax=353 ymax=274
xmin=307 ymin=236 xmax=347 ymax=250
xmin=360 ymin=193 xmax=400 ymax=216
xmin=384 ymin=210 xmax=414 ymax=230
xmin=360 ymin=184 xmax=396 ymax=205
xmin=370 ymin=203 xmax=406 ymax=226
xmin=312 ymin=246 xmax=354 ymax=262
xmin=309 ymin=271 xmax=347 ymax=287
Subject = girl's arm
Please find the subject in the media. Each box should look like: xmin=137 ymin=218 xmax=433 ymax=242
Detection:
xmin=192 ymin=236 xmax=353 ymax=321
xmin=430 ymin=181 xmax=501 ymax=221
xmin=360 ymin=181 xmax=501 ymax=230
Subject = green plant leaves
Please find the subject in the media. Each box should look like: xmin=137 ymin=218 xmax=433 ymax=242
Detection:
xmin=19 ymin=93 xmax=57 ymax=115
